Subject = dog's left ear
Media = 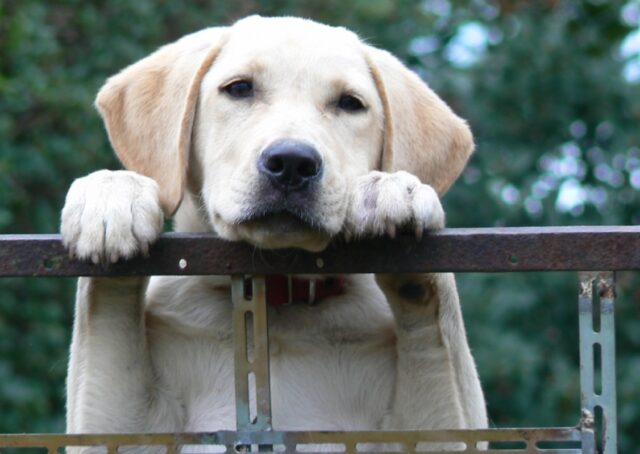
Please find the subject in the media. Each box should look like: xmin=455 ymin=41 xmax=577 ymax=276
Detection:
xmin=95 ymin=28 xmax=228 ymax=217
xmin=365 ymin=47 xmax=474 ymax=195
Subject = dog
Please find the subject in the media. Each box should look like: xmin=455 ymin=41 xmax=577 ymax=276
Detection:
xmin=60 ymin=15 xmax=487 ymax=448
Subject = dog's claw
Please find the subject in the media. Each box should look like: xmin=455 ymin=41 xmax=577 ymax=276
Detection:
xmin=386 ymin=222 xmax=396 ymax=239
xmin=141 ymin=242 xmax=150 ymax=258
xmin=415 ymin=225 xmax=424 ymax=241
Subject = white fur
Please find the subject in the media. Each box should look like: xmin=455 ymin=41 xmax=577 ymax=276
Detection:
xmin=61 ymin=16 xmax=488 ymax=453
xmin=61 ymin=170 xmax=163 ymax=263
xmin=344 ymin=171 xmax=445 ymax=239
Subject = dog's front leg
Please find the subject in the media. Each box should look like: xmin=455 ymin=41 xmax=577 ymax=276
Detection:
xmin=62 ymin=170 xmax=172 ymax=434
xmin=345 ymin=171 xmax=487 ymax=432
xmin=67 ymin=276 xmax=155 ymax=433
xmin=375 ymin=272 xmax=487 ymax=431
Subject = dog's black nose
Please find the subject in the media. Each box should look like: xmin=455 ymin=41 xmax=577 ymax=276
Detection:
xmin=258 ymin=140 xmax=322 ymax=191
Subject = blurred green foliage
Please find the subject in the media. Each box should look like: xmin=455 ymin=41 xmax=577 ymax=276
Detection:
xmin=1 ymin=0 xmax=639 ymax=450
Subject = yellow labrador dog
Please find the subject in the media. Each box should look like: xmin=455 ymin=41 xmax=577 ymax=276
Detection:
xmin=61 ymin=15 xmax=487 ymax=440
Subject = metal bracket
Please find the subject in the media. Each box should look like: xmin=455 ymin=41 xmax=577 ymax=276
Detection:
xmin=578 ymin=272 xmax=617 ymax=454
xmin=231 ymin=275 xmax=273 ymax=435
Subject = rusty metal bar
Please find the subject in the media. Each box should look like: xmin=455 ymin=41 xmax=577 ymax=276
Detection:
xmin=2 ymin=226 xmax=640 ymax=277
xmin=0 ymin=427 xmax=583 ymax=452
xmin=579 ymin=272 xmax=618 ymax=454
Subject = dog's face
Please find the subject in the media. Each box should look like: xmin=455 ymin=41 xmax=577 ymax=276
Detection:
xmin=194 ymin=18 xmax=383 ymax=250
xmin=95 ymin=16 xmax=473 ymax=251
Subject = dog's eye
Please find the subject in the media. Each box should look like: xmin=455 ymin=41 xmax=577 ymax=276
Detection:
xmin=337 ymin=94 xmax=365 ymax=112
xmin=222 ymin=80 xmax=254 ymax=99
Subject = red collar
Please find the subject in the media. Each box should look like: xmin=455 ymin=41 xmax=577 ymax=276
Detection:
xmin=263 ymin=275 xmax=346 ymax=306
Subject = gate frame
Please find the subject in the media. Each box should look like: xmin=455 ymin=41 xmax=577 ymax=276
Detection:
xmin=0 ymin=226 xmax=631 ymax=453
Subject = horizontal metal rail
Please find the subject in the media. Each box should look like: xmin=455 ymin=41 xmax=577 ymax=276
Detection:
xmin=1 ymin=226 xmax=640 ymax=277
xmin=0 ymin=427 xmax=583 ymax=453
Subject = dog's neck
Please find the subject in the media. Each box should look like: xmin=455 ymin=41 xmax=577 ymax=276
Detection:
xmin=173 ymin=194 xmax=345 ymax=306
xmin=243 ymin=275 xmax=346 ymax=306
xmin=173 ymin=194 xmax=346 ymax=307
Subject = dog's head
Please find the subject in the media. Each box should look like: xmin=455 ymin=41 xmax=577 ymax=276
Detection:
xmin=96 ymin=16 xmax=473 ymax=251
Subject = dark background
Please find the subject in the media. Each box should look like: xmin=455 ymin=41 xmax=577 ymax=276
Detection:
xmin=1 ymin=0 xmax=640 ymax=451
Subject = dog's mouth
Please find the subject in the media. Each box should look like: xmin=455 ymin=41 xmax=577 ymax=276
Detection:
xmin=239 ymin=210 xmax=319 ymax=233
xmin=233 ymin=209 xmax=332 ymax=251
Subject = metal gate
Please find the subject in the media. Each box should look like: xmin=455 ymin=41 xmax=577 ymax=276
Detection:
xmin=1 ymin=226 xmax=635 ymax=453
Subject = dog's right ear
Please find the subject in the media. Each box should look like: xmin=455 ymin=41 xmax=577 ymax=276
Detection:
xmin=365 ymin=47 xmax=474 ymax=196
xmin=95 ymin=28 xmax=228 ymax=217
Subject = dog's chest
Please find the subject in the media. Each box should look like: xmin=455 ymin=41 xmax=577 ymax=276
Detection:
xmin=146 ymin=275 xmax=397 ymax=431
xmin=148 ymin=315 xmax=397 ymax=432
xmin=268 ymin=335 xmax=397 ymax=430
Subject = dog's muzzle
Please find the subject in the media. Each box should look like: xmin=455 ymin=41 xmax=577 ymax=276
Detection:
xmin=238 ymin=139 xmax=325 ymax=229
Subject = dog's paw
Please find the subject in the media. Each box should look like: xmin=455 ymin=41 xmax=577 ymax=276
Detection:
xmin=60 ymin=170 xmax=163 ymax=264
xmin=344 ymin=170 xmax=444 ymax=239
